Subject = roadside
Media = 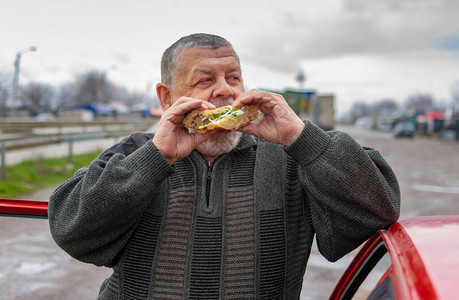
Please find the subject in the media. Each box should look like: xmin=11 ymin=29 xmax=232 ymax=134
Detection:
xmin=3 ymin=137 xmax=118 ymax=167
xmin=18 ymin=185 xmax=59 ymax=201
xmin=0 ymin=185 xmax=112 ymax=300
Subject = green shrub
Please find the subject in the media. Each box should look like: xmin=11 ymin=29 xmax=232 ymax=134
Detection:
xmin=0 ymin=151 xmax=101 ymax=198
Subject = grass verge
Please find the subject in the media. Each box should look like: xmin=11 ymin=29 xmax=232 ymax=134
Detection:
xmin=0 ymin=151 xmax=100 ymax=199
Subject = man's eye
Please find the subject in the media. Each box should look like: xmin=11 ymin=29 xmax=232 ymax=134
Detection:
xmin=199 ymin=78 xmax=212 ymax=84
xmin=227 ymin=75 xmax=241 ymax=83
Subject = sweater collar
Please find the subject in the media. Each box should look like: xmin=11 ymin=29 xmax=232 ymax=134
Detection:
xmin=235 ymin=133 xmax=258 ymax=151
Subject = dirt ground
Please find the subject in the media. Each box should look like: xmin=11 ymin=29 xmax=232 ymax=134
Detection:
xmin=1 ymin=125 xmax=458 ymax=299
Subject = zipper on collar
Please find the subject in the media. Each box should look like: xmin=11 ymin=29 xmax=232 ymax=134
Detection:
xmin=206 ymin=161 xmax=214 ymax=208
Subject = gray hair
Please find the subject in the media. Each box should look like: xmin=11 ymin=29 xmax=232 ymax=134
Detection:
xmin=161 ymin=33 xmax=240 ymax=89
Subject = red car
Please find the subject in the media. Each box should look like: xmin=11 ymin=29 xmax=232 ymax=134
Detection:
xmin=2 ymin=199 xmax=458 ymax=299
xmin=0 ymin=198 xmax=48 ymax=219
xmin=330 ymin=215 xmax=459 ymax=299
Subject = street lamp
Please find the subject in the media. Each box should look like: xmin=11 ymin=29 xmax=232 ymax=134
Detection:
xmin=11 ymin=46 xmax=37 ymax=118
xmin=295 ymin=70 xmax=306 ymax=90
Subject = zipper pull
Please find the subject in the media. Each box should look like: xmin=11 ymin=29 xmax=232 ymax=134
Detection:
xmin=206 ymin=162 xmax=213 ymax=207
xmin=207 ymin=162 xmax=213 ymax=180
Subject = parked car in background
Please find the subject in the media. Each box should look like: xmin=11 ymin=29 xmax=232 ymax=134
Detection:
xmin=35 ymin=113 xmax=57 ymax=121
xmin=393 ymin=122 xmax=415 ymax=138
xmin=354 ymin=116 xmax=374 ymax=130
xmin=330 ymin=215 xmax=459 ymax=299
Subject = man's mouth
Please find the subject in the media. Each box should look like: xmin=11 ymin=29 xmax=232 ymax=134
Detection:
xmin=208 ymin=98 xmax=234 ymax=108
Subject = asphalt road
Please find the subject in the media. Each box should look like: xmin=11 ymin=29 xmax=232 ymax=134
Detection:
xmin=302 ymin=125 xmax=459 ymax=299
xmin=1 ymin=125 xmax=458 ymax=299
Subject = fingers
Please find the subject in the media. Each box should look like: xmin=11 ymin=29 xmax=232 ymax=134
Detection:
xmin=232 ymin=89 xmax=260 ymax=107
xmin=169 ymin=97 xmax=215 ymax=116
xmin=234 ymin=89 xmax=284 ymax=112
xmin=193 ymin=129 xmax=216 ymax=144
xmin=233 ymin=89 xmax=270 ymax=104
xmin=233 ymin=89 xmax=304 ymax=146
xmin=234 ymin=90 xmax=293 ymax=118
xmin=162 ymin=97 xmax=217 ymax=126
xmin=236 ymin=122 xmax=258 ymax=136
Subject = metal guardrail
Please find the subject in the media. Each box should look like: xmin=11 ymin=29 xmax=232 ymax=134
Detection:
xmin=0 ymin=120 xmax=156 ymax=180
xmin=0 ymin=119 xmax=153 ymax=128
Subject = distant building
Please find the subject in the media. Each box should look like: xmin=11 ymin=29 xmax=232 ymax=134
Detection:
xmin=263 ymin=88 xmax=335 ymax=131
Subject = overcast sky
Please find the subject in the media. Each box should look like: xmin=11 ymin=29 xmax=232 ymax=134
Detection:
xmin=1 ymin=0 xmax=459 ymax=114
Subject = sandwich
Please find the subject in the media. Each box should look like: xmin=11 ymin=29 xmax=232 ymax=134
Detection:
xmin=183 ymin=105 xmax=259 ymax=133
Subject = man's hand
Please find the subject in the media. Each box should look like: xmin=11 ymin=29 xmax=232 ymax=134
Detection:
xmin=232 ymin=90 xmax=305 ymax=146
xmin=152 ymin=97 xmax=215 ymax=165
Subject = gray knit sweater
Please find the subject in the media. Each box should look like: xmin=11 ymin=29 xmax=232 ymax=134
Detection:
xmin=48 ymin=121 xmax=400 ymax=299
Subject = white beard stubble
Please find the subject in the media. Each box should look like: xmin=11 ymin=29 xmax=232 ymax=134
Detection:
xmin=194 ymin=98 xmax=243 ymax=158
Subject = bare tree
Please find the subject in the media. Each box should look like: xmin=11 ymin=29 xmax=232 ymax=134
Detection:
xmin=12 ymin=69 xmax=158 ymax=114
xmin=349 ymin=101 xmax=371 ymax=123
xmin=404 ymin=93 xmax=435 ymax=115
xmin=0 ymin=72 xmax=13 ymax=116
xmin=73 ymin=70 xmax=115 ymax=105
xmin=57 ymin=82 xmax=77 ymax=108
xmin=370 ymin=98 xmax=399 ymax=116
xmin=20 ymin=82 xmax=55 ymax=113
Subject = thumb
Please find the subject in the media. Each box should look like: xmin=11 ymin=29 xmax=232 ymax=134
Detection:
xmin=193 ymin=130 xmax=216 ymax=146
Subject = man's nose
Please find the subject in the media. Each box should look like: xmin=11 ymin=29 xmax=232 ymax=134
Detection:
xmin=212 ymin=77 xmax=233 ymax=99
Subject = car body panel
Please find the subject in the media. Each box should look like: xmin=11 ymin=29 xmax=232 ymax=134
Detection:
xmin=330 ymin=216 xmax=459 ymax=299
xmin=397 ymin=216 xmax=459 ymax=300
xmin=382 ymin=220 xmax=437 ymax=299
xmin=0 ymin=198 xmax=48 ymax=219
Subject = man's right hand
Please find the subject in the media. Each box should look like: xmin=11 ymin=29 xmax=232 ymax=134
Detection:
xmin=152 ymin=97 xmax=216 ymax=165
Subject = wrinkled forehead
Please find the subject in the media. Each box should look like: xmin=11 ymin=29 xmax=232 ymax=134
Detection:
xmin=177 ymin=46 xmax=240 ymax=73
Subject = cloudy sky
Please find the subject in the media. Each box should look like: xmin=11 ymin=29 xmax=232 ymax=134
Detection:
xmin=1 ymin=0 xmax=459 ymax=114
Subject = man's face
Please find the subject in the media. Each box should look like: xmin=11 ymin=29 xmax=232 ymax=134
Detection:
xmin=170 ymin=46 xmax=245 ymax=159
xmin=170 ymin=46 xmax=244 ymax=106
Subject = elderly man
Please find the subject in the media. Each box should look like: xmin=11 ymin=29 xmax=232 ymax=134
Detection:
xmin=49 ymin=33 xmax=400 ymax=299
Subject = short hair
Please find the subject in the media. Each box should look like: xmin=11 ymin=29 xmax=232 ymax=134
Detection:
xmin=161 ymin=33 xmax=240 ymax=89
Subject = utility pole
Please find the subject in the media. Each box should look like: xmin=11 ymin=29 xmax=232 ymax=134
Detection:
xmin=12 ymin=46 xmax=37 ymax=118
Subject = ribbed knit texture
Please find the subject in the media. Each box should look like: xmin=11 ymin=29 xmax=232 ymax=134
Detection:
xmin=224 ymin=149 xmax=256 ymax=298
xmin=123 ymin=213 xmax=162 ymax=299
xmin=48 ymin=124 xmax=400 ymax=299
xmin=285 ymin=156 xmax=311 ymax=293
xmin=259 ymin=209 xmax=285 ymax=299
xmin=189 ymin=216 xmax=222 ymax=299
xmin=151 ymin=158 xmax=195 ymax=299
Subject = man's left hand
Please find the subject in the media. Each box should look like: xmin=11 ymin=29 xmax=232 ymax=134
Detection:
xmin=232 ymin=89 xmax=305 ymax=146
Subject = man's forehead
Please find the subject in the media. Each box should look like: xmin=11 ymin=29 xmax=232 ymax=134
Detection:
xmin=178 ymin=46 xmax=240 ymax=69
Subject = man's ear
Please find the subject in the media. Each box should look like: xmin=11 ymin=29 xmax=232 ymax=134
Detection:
xmin=156 ymin=83 xmax=172 ymax=110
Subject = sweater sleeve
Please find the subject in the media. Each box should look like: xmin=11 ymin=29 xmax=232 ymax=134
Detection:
xmin=285 ymin=122 xmax=400 ymax=262
xmin=48 ymin=133 xmax=174 ymax=267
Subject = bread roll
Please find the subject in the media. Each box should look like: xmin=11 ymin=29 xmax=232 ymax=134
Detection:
xmin=183 ymin=105 xmax=259 ymax=133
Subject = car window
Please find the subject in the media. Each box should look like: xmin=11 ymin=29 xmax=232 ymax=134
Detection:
xmin=367 ymin=276 xmax=395 ymax=300
xmin=340 ymin=242 xmax=392 ymax=300
xmin=352 ymin=252 xmax=392 ymax=299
